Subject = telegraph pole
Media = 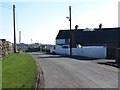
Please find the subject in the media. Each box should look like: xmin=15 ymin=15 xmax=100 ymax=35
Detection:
xmin=69 ymin=6 xmax=72 ymax=56
xmin=13 ymin=5 xmax=16 ymax=53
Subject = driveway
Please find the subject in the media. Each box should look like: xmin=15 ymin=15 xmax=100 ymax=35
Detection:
xmin=30 ymin=52 xmax=118 ymax=88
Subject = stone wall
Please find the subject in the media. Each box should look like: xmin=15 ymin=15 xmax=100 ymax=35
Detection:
xmin=0 ymin=39 xmax=14 ymax=59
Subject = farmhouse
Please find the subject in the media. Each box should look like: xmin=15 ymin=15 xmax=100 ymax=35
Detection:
xmin=55 ymin=27 xmax=120 ymax=59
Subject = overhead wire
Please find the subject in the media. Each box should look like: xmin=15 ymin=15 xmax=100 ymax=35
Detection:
xmin=1 ymin=3 xmax=13 ymax=42
xmin=15 ymin=7 xmax=33 ymax=44
xmin=1 ymin=4 xmax=29 ymax=44
xmin=1 ymin=3 xmax=12 ymax=10
xmin=15 ymin=12 xmax=29 ymax=44
xmin=72 ymin=9 xmax=81 ymax=28
xmin=1 ymin=4 xmax=33 ymax=44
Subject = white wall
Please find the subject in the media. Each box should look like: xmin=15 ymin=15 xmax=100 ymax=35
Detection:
xmin=71 ymin=48 xmax=78 ymax=56
xmin=55 ymin=45 xmax=69 ymax=55
xmin=72 ymin=46 xmax=106 ymax=58
xmin=56 ymin=39 xmax=65 ymax=45
xmin=55 ymin=45 xmax=106 ymax=59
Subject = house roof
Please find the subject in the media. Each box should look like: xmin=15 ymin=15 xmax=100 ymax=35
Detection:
xmin=56 ymin=27 xmax=120 ymax=47
xmin=56 ymin=29 xmax=84 ymax=39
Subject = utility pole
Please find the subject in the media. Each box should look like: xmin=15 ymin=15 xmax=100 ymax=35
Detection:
xmin=13 ymin=5 xmax=16 ymax=53
xmin=69 ymin=6 xmax=72 ymax=56
xmin=19 ymin=31 xmax=21 ymax=44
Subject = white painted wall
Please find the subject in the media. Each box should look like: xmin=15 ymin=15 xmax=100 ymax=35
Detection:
xmin=78 ymin=46 xmax=106 ymax=58
xmin=55 ymin=45 xmax=106 ymax=58
xmin=55 ymin=45 xmax=69 ymax=55
xmin=56 ymin=39 xmax=65 ymax=45
xmin=71 ymin=48 xmax=78 ymax=56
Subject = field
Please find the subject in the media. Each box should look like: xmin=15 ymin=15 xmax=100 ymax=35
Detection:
xmin=2 ymin=53 xmax=37 ymax=88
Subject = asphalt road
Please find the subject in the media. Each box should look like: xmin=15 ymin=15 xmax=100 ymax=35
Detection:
xmin=30 ymin=52 xmax=118 ymax=88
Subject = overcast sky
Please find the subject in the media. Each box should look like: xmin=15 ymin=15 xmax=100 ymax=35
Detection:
xmin=0 ymin=0 xmax=119 ymax=44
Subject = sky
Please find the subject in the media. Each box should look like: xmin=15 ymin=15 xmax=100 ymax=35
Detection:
xmin=0 ymin=0 xmax=119 ymax=44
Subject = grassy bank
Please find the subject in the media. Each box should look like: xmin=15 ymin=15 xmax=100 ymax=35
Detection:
xmin=0 ymin=59 xmax=2 ymax=90
xmin=2 ymin=53 xmax=37 ymax=88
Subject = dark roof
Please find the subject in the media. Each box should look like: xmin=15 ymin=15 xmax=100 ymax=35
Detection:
xmin=56 ymin=27 xmax=120 ymax=47
xmin=94 ymin=27 xmax=120 ymax=30
xmin=56 ymin=29 xmax=84 ymax=39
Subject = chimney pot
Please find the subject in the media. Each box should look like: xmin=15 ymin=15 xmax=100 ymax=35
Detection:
xmin=99 ymin=23 xmax=102 ymax=30
xmin=75 ymin=25 xmax=79 ymax=30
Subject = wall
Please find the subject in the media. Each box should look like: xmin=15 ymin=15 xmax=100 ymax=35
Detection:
xmin=55 ymin=45 xmax=106 ymax=58
xmin=78 ymin=46 xmax=106 ymax=58
xmin=55 ymin=45 xmax=69 ymax=55
xmin=0 ymin=39 xmax=14 ymax=59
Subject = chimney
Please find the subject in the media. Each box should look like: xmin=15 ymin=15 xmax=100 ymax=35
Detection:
xmin=99 ymin=23 xmax=102 ymax=30
xmin=75 ymin=25 xmax=79 ymax=30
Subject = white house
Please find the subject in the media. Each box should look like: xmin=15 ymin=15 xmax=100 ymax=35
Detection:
xmin=53 ymin=27 xmax=120 ymax=59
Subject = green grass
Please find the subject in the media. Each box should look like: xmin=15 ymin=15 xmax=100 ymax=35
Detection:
xmin=0 ymin=59 xmax=2 ymax=90
xmin=2 ymin=53 xmax=37 ymax=88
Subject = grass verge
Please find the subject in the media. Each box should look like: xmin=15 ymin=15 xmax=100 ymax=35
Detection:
xmin=0 ymin=59 xmax=2 ymax=90
xmin=2 ymin=53 xmax=37 ymax=88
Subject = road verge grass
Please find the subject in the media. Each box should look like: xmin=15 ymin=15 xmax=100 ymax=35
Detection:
xmin=2 ymin=53 xmax=37 ymax=88
xmin=0 ymin=59 xmax=2 ymax=90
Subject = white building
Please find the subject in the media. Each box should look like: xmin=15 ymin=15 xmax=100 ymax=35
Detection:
xmin=53 ymin=27 xmax=120 ymax=59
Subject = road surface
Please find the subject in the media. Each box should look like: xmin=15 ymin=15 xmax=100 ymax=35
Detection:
xmin=30 ymin=52 xmax=118 ymax=88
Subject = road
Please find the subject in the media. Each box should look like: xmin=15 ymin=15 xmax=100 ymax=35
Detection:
xmin=30 ymin=52 xmax=118 ymax=88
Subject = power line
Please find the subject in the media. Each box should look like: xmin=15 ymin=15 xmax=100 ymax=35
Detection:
xmin=1 ymin=3 xmax=12 ymax=10
xmin=2 ymin=3 xmax=11 ymax=6
xmin=72 ymin=9 xmax=81 ymax=27
xmin=1 ymin=4 xmax=31 ymax=44
xmin=16 ymin=14 xmax=34 ymax=44
xmin=15 ymin=8 xmax=29 ymax=44
xmin=11 ymin=4 xmax=34 ymax=44
xmin=2 ymin=5 xmax=12 ymax=10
